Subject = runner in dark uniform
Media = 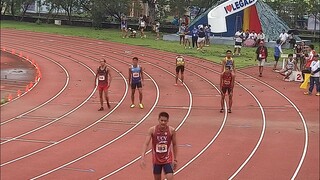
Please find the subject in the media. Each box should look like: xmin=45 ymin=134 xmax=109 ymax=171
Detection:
xmin=128 ymin=57 xmax=144 ymax=109
xmin=141 ymin=112 xmax=178 ymax=180
xmin=220 ymin=65 xmax=235 ymax=113
xmin=95 ymin=59 xmax=112 ymax=111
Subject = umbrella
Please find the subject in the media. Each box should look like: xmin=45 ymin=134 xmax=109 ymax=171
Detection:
xmin=288 ymin=29 xmax=299 ymax=35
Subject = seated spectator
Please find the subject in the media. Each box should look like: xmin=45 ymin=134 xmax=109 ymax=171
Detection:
xmin=278 ymin=54 xmax=298 ymax=81
xmin=128 ymin=28 xmax=137 ymax=38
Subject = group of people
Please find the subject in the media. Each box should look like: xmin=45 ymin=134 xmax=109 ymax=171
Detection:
xmin=234 ymin=29 xmax=266 ymax=55
xmin=93 ymin=41 xmax=317 ymax=180
xmin=178 ymin=23 xmax=212 ymax=51
xmin=254 ymin=39 xmax=319 ymax=95
xmin=120 ymin=15 xmax=160 ymax=40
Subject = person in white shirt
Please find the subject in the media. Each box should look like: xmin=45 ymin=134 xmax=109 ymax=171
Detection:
xmin=234 ymin=29 xmax=244 ymax=55
xmin=279 ymin=29 xmax=288 ymax=46
xmin=304 ymin=54 xmax=320 ymax=96
xmin=257 ymin=30 xmax=265 ymax=44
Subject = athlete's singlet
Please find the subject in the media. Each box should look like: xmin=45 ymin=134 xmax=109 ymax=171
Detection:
xmin=222 ymin=72 xmax=233 ymax=88
xmin=225 ymin=57 xmax=234 ymax=70
xmin=152 ymin=125 xmax=173 ymax=164
xmin=97 ymin=66 xmax=108 ymax=85
xmin=131 ymin=65 xmax=141 ymax=83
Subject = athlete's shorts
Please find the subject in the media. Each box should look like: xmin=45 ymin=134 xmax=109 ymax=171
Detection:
xmin=98 ymin=84 xmax=108 ymax=91
xmin=176 ymin=66 xmax=185 ymax=73
xmin=234 ymin=41 xmax=242 ymax=48
xmin=221 ymin=87 xmax=233 ymax=95
xmin=197 ymin=37 xmax=205 ymax=43
xmin=121 ymin=25 xmax=127 ymax=30
xmin=153 ymin=163 xmax=174 ymax=174
xmin=258 ymin=59 xmax=266 ymax=66
xmin=274 ymin=56 xmax=280 ymax=62
xmin=131 ymin=82 xmax=142 ymax=89
xmin=283 ymin=69 xmax=293 ymax=75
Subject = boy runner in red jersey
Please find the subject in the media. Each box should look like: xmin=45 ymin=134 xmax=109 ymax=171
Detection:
xmin=220 ymin=65 xmax=235 ymax=113
xmin=141 ymin=112 xmax=178 ymax=180
xmin=95 ymin=59 xmax=112 ymax=111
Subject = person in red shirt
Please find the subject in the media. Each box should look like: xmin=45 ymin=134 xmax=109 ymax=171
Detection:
xmin=255 ymin=41 xmax=268 ymax=77
xmin=141 ymin=112 xmax=178 ymax=180
xmin=220 ymin=65 xmax=235 ymax=113
xmin=302 ymin=44 xmax=316 ymax=80
xmin=95 ymin=59 xmax=112 ymax=111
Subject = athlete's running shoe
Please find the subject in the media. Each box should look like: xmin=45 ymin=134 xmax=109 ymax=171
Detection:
xmin=316 ymin=92 xmax=320 ymax=96
xmin=107 ymin=103 xmax=111 ymax=109
xmin=220 ymin=109 xmax=224 ymax=113
xmin=139 ymin=103 xmax=144 ymax=109
xmin=98 ymin=107 xmax=104 ymax=111
xmin=304 ymin=92 xmax=311 ymax=95
xmin=228 ymin=109 xmax=232 ymax=113
xmin=130 ymin=104 xmax=135 ymax=108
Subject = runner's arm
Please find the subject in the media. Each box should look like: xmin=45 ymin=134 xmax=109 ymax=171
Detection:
xmin=128 ymin=67 xmax=131 ymax=85
xmin=171 ymin=127 xmax=178 ymax=169
xmin=94 ymin=68 xmax=98 ymax=87
xmin=141 ymin=127 xmax=153 ymax=162
xmin=107 ymin=68 xmax=112 ymax=87
xmin=220 ymin=73 xmax=223 ymax=90
xmin=140 ymin=66 xmax=145 ymax=84
xmin=221 ymin=60 xmax=225 ymax=72
xmin=231 ymin=74 xmax=235 ymax=89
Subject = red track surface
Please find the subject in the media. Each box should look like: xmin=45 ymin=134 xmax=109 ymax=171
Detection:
xmin=0 ymin=29 xmax=319 ymax=180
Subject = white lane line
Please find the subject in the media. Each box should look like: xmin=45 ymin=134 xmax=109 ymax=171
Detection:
xmin=0 ymin=48 xmax=96 ymax=145
xmin=0 ymin=49 xmax=69 ymax=125
xmin=0 ymin=49 xmax=41 ymax=107
xmin=0 ymin=63 xmax=127 ymax=167
xmin=237 ymin=71 xmax=308 ymax=180
xmin=228 ymin=82 xmax=266 ymax=179
xmin=30 ymin=70 xmax=157 ymax=179
xmin=98 ymin=59 xmax=194 ymax=179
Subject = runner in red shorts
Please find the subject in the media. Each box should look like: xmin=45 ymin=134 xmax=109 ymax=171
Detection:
xmin=220 ymin=65 xmax=235 ymax=113
xmin=95 ymin=59 xmax=112 ymax=111
xmin=141 ymin=112 xmax=178 ymax=180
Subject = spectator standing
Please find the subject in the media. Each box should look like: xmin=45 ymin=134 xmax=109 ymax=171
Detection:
xmin=304 ymin=55 xmax=320 ymax=96
xmin=302 ymin=44 xmax=316 ymax=80
xmin=197 ymin=27 xmax=206 ymax=52
xmin=234 ymin=29 xmax=244 ymax=56
xmin=279 ymin=29 xmax=289 ymax=46
xmin=255 ymin=41 xmax=268 ymax=77
xmin=191 ymin=26 xmax=199 ymax=48
xmin=205 ymin=25 xmax=211 ymax=47
xmin=120 ymin=15 xmax=128 ymax=38
xmin=273 ymin=39 xmax=283 ymax=70
xmin=179 ymin=22 xmax=187 ymax=45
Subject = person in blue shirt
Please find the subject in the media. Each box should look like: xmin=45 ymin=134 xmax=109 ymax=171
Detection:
xmin=191 ymin=26 xmax=198 ymax=48
xmin=273 ymin=39 xmax=282 ymax=70
xmin=128 ymin=57 xmax=145 ymax=109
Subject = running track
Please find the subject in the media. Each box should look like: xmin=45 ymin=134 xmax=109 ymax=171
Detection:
xmin=0 ymin=29 xmax=319 ymax=180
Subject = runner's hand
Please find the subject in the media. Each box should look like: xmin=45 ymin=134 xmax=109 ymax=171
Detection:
xmin=173 ymin=160 xmax=178 ymax=170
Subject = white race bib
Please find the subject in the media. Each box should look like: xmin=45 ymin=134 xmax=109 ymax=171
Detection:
xmin=132 ymin=72 xmax=140 ymax=78
xmin=156 ymin=144 xmax=168 ymax=153
xmin=98 ymin=75 xmax=105 ymax=81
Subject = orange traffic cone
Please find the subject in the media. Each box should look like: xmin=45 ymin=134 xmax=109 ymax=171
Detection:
xmin=29 ymin=81 xmax=34 ymax=88
xmin=7 ymin=94 xmax=12 ymax=101
xmin=17 ymin=90 xmax=22 ymax=97
xmin=25 ymin=84 xmax=30 ymax=92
